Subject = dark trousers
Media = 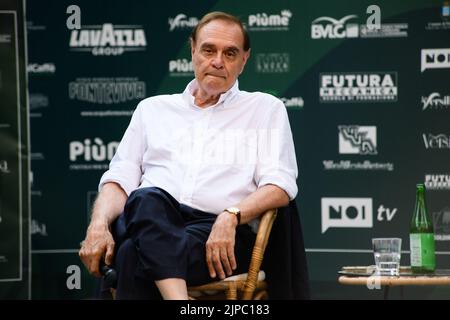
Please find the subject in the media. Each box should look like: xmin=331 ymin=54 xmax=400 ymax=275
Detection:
xmin=104 ymin=187 xmax=255 ymax=300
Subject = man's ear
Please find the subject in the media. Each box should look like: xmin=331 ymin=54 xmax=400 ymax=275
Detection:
xmin=190 ymin=39 xmax=196 ymax=57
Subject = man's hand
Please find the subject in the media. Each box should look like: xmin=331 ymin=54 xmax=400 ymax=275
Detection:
xmin=205 ymin=212 xmax=238 ymax=280
xmin=79 ymin=222 xmax=115 ymax=277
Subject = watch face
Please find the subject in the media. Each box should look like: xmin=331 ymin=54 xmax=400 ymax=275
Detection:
xmin=228 ymin=207 xmax=239 ymax=214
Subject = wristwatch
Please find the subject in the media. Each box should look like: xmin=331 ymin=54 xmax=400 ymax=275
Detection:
xmin=224 ymin=207 xmax=241 ymax=225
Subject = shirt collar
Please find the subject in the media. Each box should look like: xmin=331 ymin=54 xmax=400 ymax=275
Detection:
xmin=182 ymin=79 xmax=239 ymax=110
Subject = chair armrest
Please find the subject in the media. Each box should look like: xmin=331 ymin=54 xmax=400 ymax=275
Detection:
xmin=242 ymin=208 xmax=277 ymax=300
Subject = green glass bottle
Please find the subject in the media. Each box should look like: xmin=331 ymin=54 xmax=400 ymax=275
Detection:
xmin=409 ymin=184 xmax=435 ymax=274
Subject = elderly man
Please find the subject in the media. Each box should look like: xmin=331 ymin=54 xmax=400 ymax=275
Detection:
xmin=79 ymin=11 xmax=298 ymax=300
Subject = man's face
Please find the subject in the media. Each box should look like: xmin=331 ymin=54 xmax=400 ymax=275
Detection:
xmin=191 ymin=19 xmax=250 ymax=97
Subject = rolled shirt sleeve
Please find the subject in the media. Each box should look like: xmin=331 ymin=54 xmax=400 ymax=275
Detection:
xmin=254 ymin=99 xmax=298 ymax=200
xmin=99 ymin=103 xmax=146 ymax=196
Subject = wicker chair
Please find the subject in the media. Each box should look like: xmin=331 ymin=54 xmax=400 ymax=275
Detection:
xmin=187 ymin=208 xmax=277 ymax=300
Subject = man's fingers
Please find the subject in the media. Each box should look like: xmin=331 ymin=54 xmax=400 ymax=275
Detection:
xmin=220 ymin=249 xmax=232 ymax=276
xmin=227 ymin=246 xmax=237 ymax=271
xmin=205 ymin=247 xmax=216 ymax=278
xmin=105 ymin=242 xmax=115 ymax=266
xmin=212 ymin=250 xmax=225 ymax=279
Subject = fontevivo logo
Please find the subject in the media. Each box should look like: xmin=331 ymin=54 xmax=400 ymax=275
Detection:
xmin=69 ymin=24 xmax=147 ymax=56
xmin=321 ymin=198 xmax=373 ymax=233
xmin=68 ymin=77 xmax=146 ymax=104
xmin=168 ymin=14 xmax=198 ymax=31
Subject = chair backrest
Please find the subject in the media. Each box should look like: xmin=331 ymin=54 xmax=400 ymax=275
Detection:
xmin=241 ymin=208 xmax=277 ymax=300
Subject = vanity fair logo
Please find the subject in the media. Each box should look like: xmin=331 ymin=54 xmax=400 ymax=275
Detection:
xmin=421 ymin=92 xmax=450 ymax=110
xmin=69 ymin=23 xmax=147 ymax=56
xmin=168 ymin=14 xmax=198 ymax=31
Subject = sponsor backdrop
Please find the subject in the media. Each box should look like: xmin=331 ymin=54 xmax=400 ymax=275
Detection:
xmin=10 ymin=0 xmax=450 ymax=299
xmin=0 ymin=0 xmax=30 ymax=299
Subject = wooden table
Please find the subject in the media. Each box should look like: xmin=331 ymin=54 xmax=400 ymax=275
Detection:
xmin=338 ymin=267 xmax=450 ymax=299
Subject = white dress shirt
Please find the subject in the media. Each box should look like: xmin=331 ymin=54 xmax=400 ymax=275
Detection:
xmin=99 ymin=79 xmax=298 ymax=227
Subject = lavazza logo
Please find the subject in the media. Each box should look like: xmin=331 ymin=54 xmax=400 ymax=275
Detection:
xmin=69 ymin=24 xmax=147 ymax=56
xmin=421 ymin=48 xmax=450 ymax=72
xmin=425 ymin=174 xmax=450 ymax=190
xmin=321 ymin=198 xmax=398 ymax=233
xmin=421 ymin=92 xmax=450 ymax=110
xmin=320 ymin=72 xmax=397 ymax=103
xmin=256 ymin=53 xmax=289 ymax=73
xmin=323 ymin=125 xmax=394 ymax=171
xmin=168 ymin=14 xmax=198 ymax=31
xmin=247 ymin=10 xmax=292 ymax=31
xmin=311 ymin=14 xmax=408 ymax=39
xmin=68 ymin=77 xmax=146 ymax=104
xmin=423 ymin=133 xmax=450 ymax=149
xmin=169 ymin=58 xmax=194 ymax=77
xmin=69 ymin=138 xmax=119 ymax=170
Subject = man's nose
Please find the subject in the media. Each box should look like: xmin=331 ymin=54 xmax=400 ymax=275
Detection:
xmin=211 ymin=53 xmax=224 ymax=69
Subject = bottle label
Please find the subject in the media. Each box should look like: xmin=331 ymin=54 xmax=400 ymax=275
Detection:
xmin=410 ymin=233 xmax=435 ymax=268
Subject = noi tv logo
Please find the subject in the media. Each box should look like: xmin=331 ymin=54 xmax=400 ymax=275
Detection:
xmin=321 ymin=198 xmax=373 ymax=233
xmin=421 ymin=48 xmax=450 ymax=72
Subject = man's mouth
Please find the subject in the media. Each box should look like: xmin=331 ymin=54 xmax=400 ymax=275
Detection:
xmin=206 ymin=73 xmax=226 ymax=79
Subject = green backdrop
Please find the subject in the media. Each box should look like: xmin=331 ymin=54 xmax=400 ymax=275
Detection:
xmin=2 ymin=0 xmax=450 ymax=299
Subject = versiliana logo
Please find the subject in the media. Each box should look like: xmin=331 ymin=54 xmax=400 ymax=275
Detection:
xmin=69 ymin=24 xmax=147 ymax=56
xmin=423 ymin=133 xmax=450 ymax=149
xmin=168 ymin=14 xmax=198 ymax=31
xmin=248 ymin=10 xmax=292 ymax=31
